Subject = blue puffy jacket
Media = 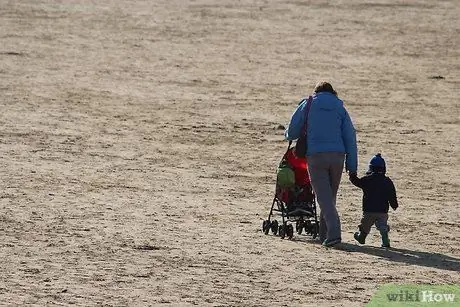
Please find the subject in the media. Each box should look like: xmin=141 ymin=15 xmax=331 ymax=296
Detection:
xmin=285 ymin=92 xmax=358 ymax=172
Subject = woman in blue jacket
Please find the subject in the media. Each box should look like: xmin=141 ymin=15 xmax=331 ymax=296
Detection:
xmin=285 ymin=82 xmax=358 ymax=247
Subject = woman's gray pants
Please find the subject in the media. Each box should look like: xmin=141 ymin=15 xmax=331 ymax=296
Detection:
xmin=307 ymin=152 xmax=345 ymax=241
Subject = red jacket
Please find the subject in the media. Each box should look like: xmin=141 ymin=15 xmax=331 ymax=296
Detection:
xmin=286 ymin=149 xmax=310 ymax=185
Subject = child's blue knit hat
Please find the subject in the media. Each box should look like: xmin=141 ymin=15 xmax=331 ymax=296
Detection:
xmin=369 ymin=153 xmax=386 ymax=168
xmin=368 ymin=153 xmax=386 ymax=174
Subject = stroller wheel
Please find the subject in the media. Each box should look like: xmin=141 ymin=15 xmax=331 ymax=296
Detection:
xmin=304 ymin=220 xmax=312 ymax=234
xmin=262 ymin=220 xmax=270 ymax=235
xmin=278 ymin=225 xmax=286 ymax=239
xmin=296 ymin=220 xmax=304 ymax=235
xmin=270 ymin=220 xmax=279 ymax=235
xmin=286 ymin=224 xmax=294 ymax=239
xmin=312 ymin=223 xmax=320 ymax=238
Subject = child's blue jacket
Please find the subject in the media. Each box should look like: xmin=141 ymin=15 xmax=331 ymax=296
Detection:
xmin=285 ymin=92 xmax=358 ymax=172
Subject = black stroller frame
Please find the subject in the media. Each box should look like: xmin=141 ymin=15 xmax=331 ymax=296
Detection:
xmin=262 ymin=142 xmax=319 ymax=240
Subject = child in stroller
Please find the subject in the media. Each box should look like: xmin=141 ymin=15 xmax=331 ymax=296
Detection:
xmin=262 ymin=142 xmax=319 ymax=239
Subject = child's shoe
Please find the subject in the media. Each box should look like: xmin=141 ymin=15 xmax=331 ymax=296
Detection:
xmin=353 ymin=231 xmax=367 ymax=244
xmin=380 ymin=231 xmax=390 ymax=248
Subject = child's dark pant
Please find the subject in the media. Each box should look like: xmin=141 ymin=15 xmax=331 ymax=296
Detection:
xmin=359 ymin=213 xmax=389 ymax=234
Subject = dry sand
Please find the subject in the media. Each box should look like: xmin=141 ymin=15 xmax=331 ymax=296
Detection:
xmin=0 ymin=0 xmax=459 ymax=306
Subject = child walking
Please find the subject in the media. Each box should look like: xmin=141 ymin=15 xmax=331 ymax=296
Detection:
xmin=349 ymin=153 xmax=398 ymax=247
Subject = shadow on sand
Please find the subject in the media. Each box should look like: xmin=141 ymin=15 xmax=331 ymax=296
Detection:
xmin=289 ymin=236 xmax=460 ymax=272
xmin=335 ymin=243 xmax=460 ymax=272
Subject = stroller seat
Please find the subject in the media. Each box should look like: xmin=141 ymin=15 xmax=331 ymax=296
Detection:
xmin=280 ymin=184 xmax=315 ymax=216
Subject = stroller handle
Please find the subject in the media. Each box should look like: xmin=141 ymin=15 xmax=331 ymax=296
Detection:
xmin=281 ymin=140 xmax=293 ymax=161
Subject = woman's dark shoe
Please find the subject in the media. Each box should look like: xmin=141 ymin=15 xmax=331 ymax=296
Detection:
xmin=322 ymin=238 xmax=342 ymax=247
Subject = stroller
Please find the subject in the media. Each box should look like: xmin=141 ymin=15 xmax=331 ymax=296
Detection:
xmin=262 ymin=141 xmax=319 ymax=239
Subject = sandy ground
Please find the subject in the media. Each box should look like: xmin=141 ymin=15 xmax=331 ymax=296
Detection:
xmin=0 ymin=0 xmax=459 ymax=306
